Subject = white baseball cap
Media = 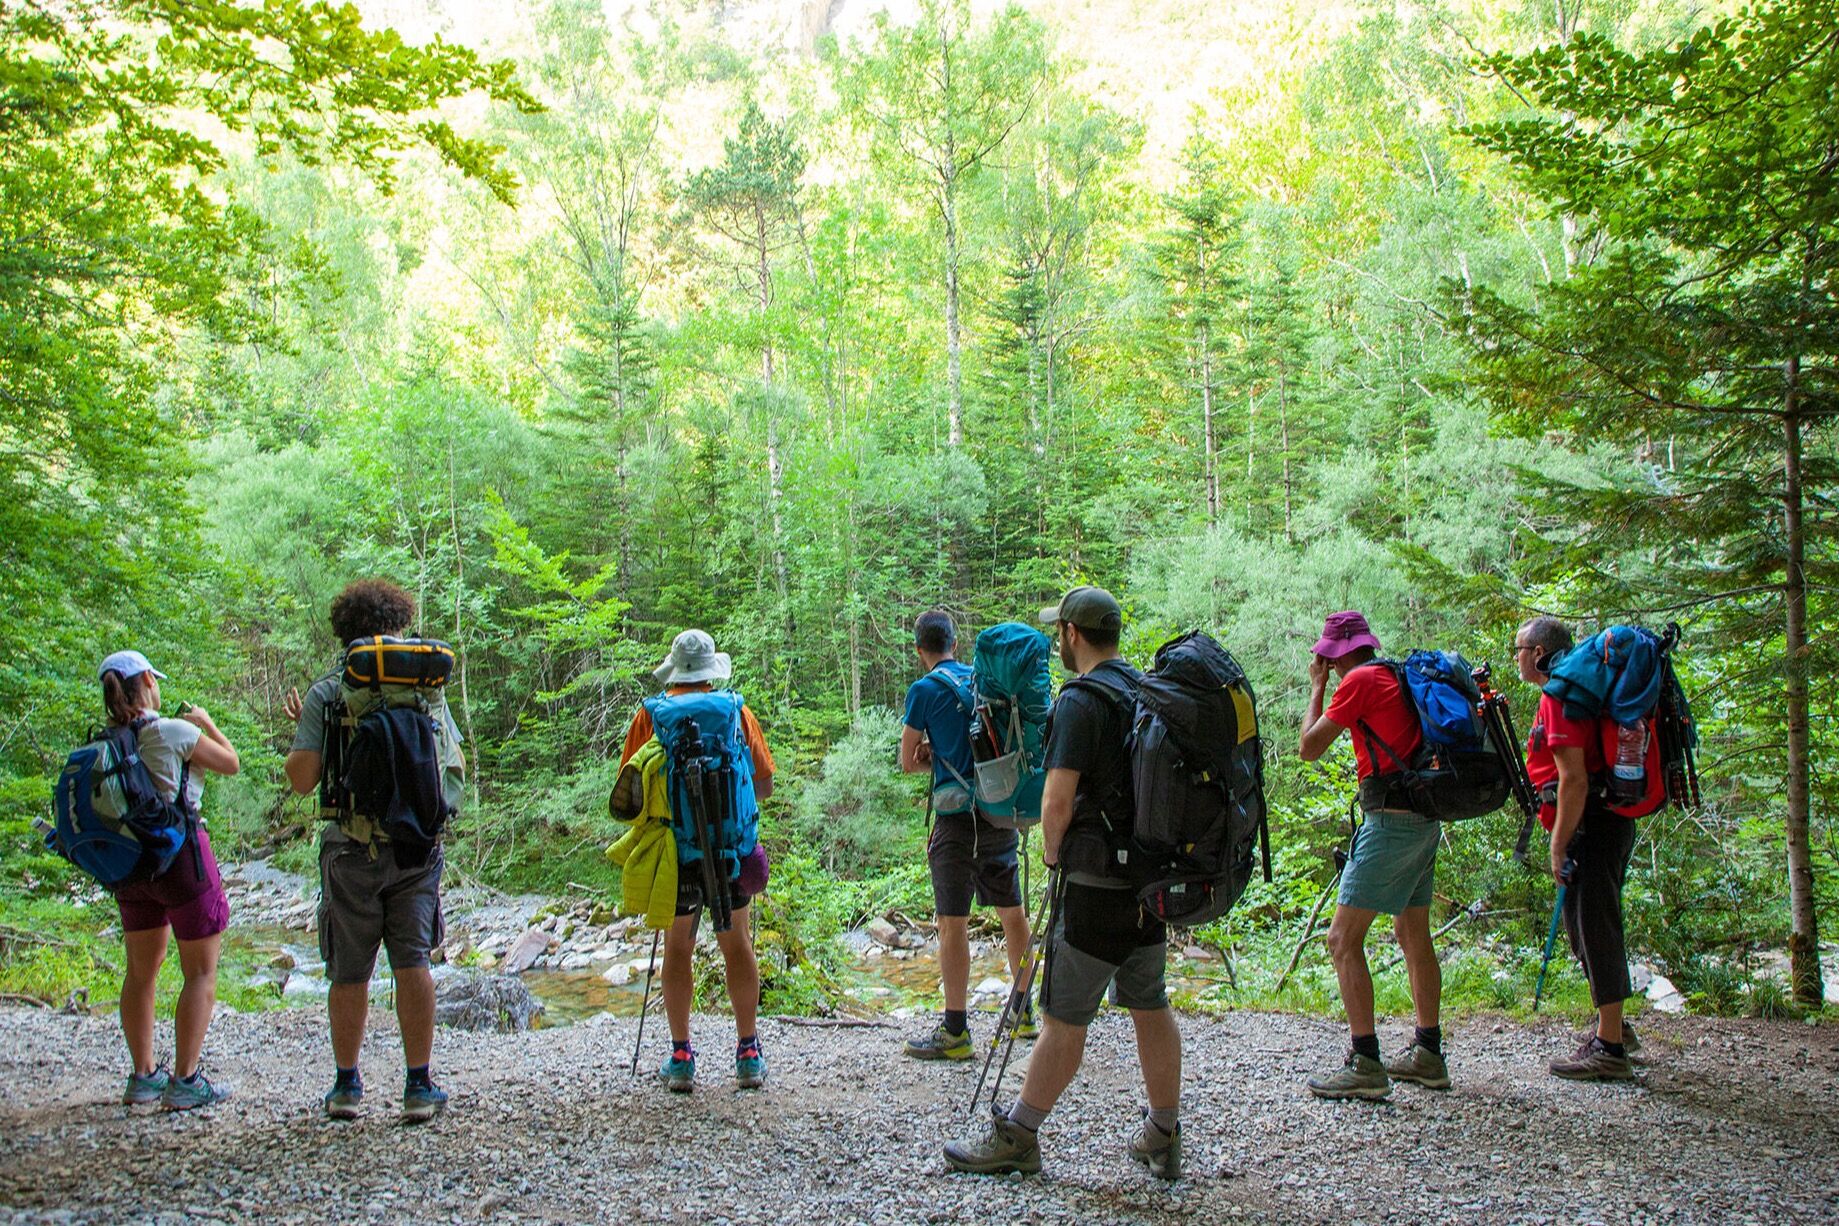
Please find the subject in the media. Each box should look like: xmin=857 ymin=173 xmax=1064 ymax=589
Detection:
xmin=97 ymin=650 xmax=167 ymax=681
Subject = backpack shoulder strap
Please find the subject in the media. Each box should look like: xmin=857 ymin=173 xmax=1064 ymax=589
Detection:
xmin=1344 ymin=659 xmax=1417 ymax=776
xmin=928 ymin=666 xmax=974 ymax=716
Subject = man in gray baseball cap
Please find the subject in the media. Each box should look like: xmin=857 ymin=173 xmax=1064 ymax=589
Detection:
xmin=1036 ymin=585 xmax=1122 ymax=638
xmin=949 ymin=581 xmax=1184 ymax=1180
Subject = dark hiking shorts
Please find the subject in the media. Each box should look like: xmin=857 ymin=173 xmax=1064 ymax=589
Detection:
xmin=1039 ymin=881 xmax=1168 ymax=1026
xmin=928 ymin=812 xmax=1021 ymax=917
xmin=318 ymin=837 xmax=445 ymax=984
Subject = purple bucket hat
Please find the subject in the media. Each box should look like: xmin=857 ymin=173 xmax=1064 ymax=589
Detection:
xmin=1312 ymin=610 xmax=1382 ymax=659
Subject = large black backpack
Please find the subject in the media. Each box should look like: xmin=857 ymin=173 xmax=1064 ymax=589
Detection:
xmin=1129 ymin=631 xmax=1272 ymax=927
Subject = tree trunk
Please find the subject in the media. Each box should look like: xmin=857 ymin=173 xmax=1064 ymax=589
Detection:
xmin=447 ymin=433 xmax=479 ymax=810
xmin=1279 ymin=368 xmax=1293 ymax=544
xmin=1782 ymin=358 xmax=1821 ymax=1005
xmin=943 ymin=174 xmax=964 ymax=447
xmin=1200 ymin=322 xmax=1217 ymax=523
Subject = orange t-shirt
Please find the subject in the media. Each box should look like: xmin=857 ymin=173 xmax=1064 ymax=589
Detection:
xmin=620 ymin=684 xmax=775 ymax=783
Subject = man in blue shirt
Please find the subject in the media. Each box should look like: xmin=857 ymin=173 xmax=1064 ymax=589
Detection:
xmin=899 ymin=611 xmax=1033 ymax=1059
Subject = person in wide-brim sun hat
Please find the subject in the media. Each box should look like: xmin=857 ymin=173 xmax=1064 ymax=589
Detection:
xmin=652 ymin=629 xmax=733 ymax=687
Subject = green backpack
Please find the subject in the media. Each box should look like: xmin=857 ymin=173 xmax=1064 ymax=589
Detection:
xmin=319 ymin=637 xmax=465 ymax=853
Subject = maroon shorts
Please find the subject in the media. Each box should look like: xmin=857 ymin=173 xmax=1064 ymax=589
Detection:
xmin=115 ymin=827 xmax=230 ymax=942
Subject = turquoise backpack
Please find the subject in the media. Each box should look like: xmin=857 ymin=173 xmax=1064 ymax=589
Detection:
xmin=969 ymin=623 xmax=1054 ymax=829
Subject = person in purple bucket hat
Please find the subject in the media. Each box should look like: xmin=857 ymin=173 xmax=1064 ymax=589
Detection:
xmin=1298 ymin=610 xmax=1449 ymax=1102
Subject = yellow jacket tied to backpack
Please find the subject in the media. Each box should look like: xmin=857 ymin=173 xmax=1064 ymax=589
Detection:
xmin=606 ymin=737 xmax=677 ymax=930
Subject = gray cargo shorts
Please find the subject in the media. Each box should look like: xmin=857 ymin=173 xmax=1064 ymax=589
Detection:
xmin=318 ymin=836 xmax=445 ymax=984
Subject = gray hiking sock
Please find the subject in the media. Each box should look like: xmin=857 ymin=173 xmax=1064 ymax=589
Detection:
xmin=1006 ymin=1098 xmax=1049 ymax=1133
xmin=1147 ymin=1105 xmax=1179 ymax=1135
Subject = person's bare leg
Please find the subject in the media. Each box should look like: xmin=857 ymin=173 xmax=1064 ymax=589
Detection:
xmin=1129 ymin=1007 xmax=1181 ymax=1110
xmin=121 ymin=927 xmax=169 ymax=1076
xmin=1014 ymin=1015 xmax=1087 ymax=1117
xmin=1325 ymin=905 xmax=1380 ymax=1036
xmin=937 ymin=914 xmax=970 ymax=1013
xmin=995 ymin=905 xmax=1029 ymax=986
xmin=394 ymin=967 xmax=435 ymax=1069
xmin=172 ymin=933 xmax=221 ymax=1079
xmin=662 ymin=911 xmax=698 ymax=1045
xmin=1596 ymin=999 xmax=1625 ymax=1045
xmin=1392 ymin=906 xmax=1441 ymax=1030
xmin=715 ymin=904 xmax=759 ymax=1040
xmin=329 ymin=982 xmax=371 ymax=1069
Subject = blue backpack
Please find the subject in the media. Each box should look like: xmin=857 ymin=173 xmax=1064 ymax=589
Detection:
xmin=644 ymin=690 xmax=759 ymax=880
xmin=1354 ymin=651 xmax=1515 ymax=822
xmin=968 ymin=623 xmax=1054 ymax=829
xmin=50 ymin=720 xmax=197 ymax=888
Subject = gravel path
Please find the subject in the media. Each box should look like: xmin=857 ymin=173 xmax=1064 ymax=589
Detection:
xmin=1 ymin=1005 xmax=1834 ymax=1224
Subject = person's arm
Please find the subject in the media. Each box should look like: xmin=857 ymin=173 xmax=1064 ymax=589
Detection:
xmin=1299 ymin=655 xmax=1346 ymax=761
xmin=899 ymin=725 xmax=932 ymax=773
xmin=1548 ymin=745 xmax=1589 ymax=882
xmin=180 ymin=708 xmax=240 ymax=776
xmin=281 ymin=683 xmax=322 ymax=796
xmin=284 ymin=749 xmax=320 ymax=796
xmin=1040 ymin=767 xmax=1079 ymax=868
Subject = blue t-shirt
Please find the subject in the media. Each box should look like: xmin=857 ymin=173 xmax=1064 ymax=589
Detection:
xmin=903 ymin=661 xmax=976 ymax=794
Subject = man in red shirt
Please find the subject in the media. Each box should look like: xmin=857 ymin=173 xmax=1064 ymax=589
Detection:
xmin=1298 ymin=611 xmax=1448 ymax=1100
xmin=1517 ymin=616 xmax=1639 ymax=1081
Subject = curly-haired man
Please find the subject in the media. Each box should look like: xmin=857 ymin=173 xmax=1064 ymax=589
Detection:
xmin=283 ymin=579 xmax=464 ymax=1123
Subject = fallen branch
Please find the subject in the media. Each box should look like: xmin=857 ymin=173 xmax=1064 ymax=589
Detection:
xmin=1274 ymin=874 xmax=1342 ymax=996
xmin=1378 ymin=898 xmax=1487 ymax=973
xmin=768 ymin=1015 xmax=892 ymax=1029
xmin=0 ymin=992 xmax=52 ymax=1008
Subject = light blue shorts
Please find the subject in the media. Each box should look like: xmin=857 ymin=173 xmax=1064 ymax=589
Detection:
xmin=1338 ymin=810 xmax=1440 ymax=915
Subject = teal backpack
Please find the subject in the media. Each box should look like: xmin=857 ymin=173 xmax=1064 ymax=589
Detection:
xmin=969 ymin=622 xmax=1054 ymax=829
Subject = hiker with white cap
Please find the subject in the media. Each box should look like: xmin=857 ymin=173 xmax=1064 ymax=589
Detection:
xmin=618 ymin=629 xmax=776 ymax=1092
xmin=1298 ymin=610 xmax=1449 ymax=1100
xmin=95 ymin=650 xmax=241 ymax=1110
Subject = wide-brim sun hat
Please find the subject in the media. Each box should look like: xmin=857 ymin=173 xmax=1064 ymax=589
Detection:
xmin=653 ymin=629 xmax=733 ymax=686
xmin=1312 ymin=610 xmax=1382 ymax=659
xmin=97 ymin=650 xmax=167 ymax=681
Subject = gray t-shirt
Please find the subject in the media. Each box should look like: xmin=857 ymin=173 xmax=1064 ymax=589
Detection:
xmin=292 ymin=667 xmax=466 ymax=838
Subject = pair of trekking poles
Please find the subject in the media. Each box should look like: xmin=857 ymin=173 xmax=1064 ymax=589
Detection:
xmin=967 ymin=864 xmax=1064 ymax=1118
xmin=629 ymin=722 xmax=739 ymax=1075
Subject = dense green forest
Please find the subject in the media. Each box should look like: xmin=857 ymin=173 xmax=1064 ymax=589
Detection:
xmin=2 ymin=0 xmax=1833 ymax=1016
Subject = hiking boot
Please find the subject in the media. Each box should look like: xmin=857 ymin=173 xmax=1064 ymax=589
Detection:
xmin=943 ymin=1111 xmax=1042 ymax=1176
xmin=659 ymin=1051 xmax=696 ymax=1093
xmin=1012 ymin=1005 xmax=1040 ymax=1041
xmin=402 ymin=1078 xmax=449 ymax=1122
xmin=1306 ymin=1051 xmax=1392 ymax=1101
xmin=161 ymin=1071 xmax=231 ymax=1112
xmin=123 ymin=1064 xmax=169 ymax=1106
xmin=903 ymin=1022 xmax=973 ymax=1061
xmin=323 ymin=1079 xmax=363 ymax=1120
xmin=1574 ymin=1022 xmax=1642 ymax=1056
xmin=1384 ymin=1043 xmax=1451 ymax=1090
xmin=1549 ymin=1036 xmax=1634 ymax=1082
xmin=1128 ymin=1116 xmax=1183 ymax=1181
xmin=736 ymin=1046 xmax=767 ymax=1090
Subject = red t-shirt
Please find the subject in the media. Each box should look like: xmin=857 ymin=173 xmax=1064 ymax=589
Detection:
xmin=1526 ymin=692 xmax=1605 ymax=831
xmin=1325 ymin=664 xmax=1422 ymax=780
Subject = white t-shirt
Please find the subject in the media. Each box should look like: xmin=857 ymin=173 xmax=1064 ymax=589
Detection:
xmin=135 ymin=717 xmax=205 ymax=812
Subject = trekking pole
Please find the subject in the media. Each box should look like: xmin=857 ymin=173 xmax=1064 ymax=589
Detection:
xmin=630 ymin=927 xmax=661 ymax=1076
xmin=1533 ymin=860 xmax=1573 ymax=1012
xmin=681 ymin=724 xmax=731 ymax=934
xmin=968 ymin=868 xmax=1059 ymax=1118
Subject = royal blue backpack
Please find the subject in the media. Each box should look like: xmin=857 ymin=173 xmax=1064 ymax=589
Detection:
xmin=1354 ymin=651 xmax=1514 ymax=822
xmin=50 ymin=720 xmax=196 ymax=888
xmin=644 ymin=690 xmax=759 ymax=880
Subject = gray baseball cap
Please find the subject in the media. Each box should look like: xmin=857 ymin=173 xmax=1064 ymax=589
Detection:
xmin=1038 ymin=585 xmax=1123 ymax=633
